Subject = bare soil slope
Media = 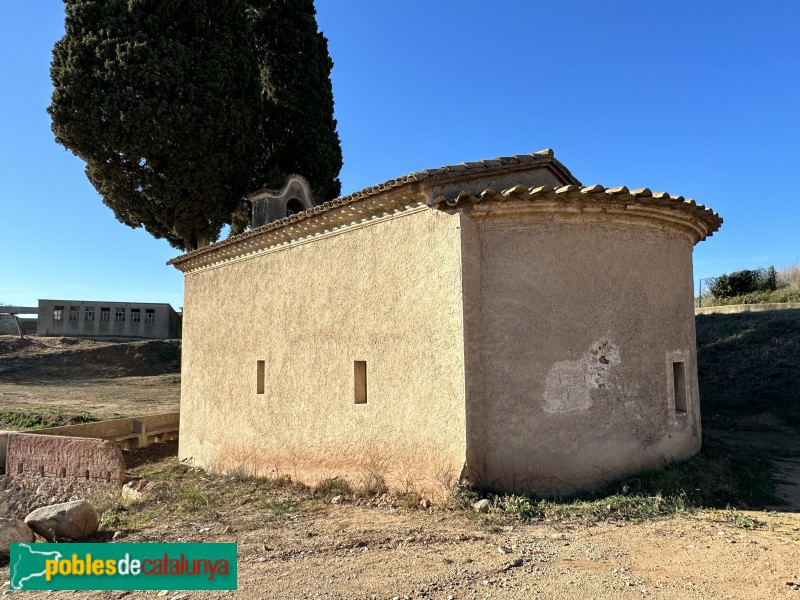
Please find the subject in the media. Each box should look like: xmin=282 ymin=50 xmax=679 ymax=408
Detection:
xmin=0 ymin=335 xmax=180 ymax=427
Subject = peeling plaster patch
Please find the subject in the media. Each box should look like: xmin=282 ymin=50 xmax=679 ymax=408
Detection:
xmin=544 ymin=340 xmax=621 ymax=413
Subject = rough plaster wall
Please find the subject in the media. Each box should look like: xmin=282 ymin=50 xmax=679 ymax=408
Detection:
xmin=464 ymin=217 xmax=701 ymax=496
xmin=179 ymin=209 xmax=467 ymax=494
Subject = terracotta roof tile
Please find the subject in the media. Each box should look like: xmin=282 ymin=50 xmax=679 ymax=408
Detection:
xmin=168 ymin=150 xmax=721 ymax=268
xmin=432 ymin=184 xmax=722 ymax=238
xmin=169 ymin=150 xmax=576 ymax=266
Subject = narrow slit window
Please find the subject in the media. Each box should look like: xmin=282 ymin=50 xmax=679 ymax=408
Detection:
xmin=354 ymin=360 xmax=367 ymax=404
xmin=673 ymin=361 xmax=687 ymax=415
xmin=256 ymin=360 xmax=265 ymax=394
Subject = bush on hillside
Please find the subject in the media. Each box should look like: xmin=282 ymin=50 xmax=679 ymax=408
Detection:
xmin=701 ymin=264 xmax=800 ymax=307
xmin=708 ymin=267 xmax=777 ymax=299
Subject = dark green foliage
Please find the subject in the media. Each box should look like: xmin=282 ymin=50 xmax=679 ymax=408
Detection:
xmin=708 ymin=267 xmax=778 ymax=299
xmin=49 ymin=0 xmax=262 ymax=250
xmin=696 ymin=310 xmax=800 ymax=427
xmin=248 ymin=0 xmax=342 ymax=201
xmin=0 ymin=410 xmax=58 ymax=430
xmin=50 ymin=0 xmax=343 ymax=247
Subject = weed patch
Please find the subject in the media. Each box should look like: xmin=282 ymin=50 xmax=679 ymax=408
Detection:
xmin=465 ymin=435 xmax=776 ymax=527
xmin=357 ymin=459 xmax=389 ymax=497
xmin=0 ymin=410 xmax=58 ymax=430
xmin=314 ymin=477 xmax=353 ymax=498
xmin=254 ymin=497 xmax=296 ymax=516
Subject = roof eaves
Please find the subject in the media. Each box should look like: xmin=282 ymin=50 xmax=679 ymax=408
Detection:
xmin=432 ymin=184 xmax=722 ymax=240
xmin=168 ymin=150 xmax=570 ymax=266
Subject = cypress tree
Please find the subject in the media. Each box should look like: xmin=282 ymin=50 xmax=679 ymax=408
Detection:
xmin=49 ymin=0 xmax=261 ymax=250
xmin=248 ymin=0 xmax=343 ymax=202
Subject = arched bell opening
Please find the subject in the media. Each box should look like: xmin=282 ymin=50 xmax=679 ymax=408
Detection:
xmin=286 ymin=198 xmax=306 ymax=217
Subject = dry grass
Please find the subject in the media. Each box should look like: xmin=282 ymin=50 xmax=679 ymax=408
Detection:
xmin=777 ymin=263 xmax=800 ymax=289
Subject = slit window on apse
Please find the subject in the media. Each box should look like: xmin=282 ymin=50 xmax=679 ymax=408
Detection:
xmin=673 ymin=361 xmax=687 ymax=415
xmin=354 ymin=361 xmax=367 ymax=404
xmin=256 ymin=360 xmax=265 ymax=394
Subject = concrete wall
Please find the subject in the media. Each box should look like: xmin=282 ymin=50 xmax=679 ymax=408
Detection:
xmin=179 ymin=208 xmax=468 ymax=493
xmin=0 ymin=315 xmax=36 ymax=335
xmin=27 ymin=413 xmax=179 ymax=450
xmin=461 ymin=214 xmax=701 ymax=496
xmin=37 ymin=300 xmax=180 ymax=339
xmin=0 ymin=413 xmax=179 ymax=472
xmin=695 ymin=302 xmax=800 ymax=315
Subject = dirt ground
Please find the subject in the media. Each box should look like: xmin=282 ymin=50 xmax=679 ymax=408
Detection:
xmin=1 ymin=449 xmax=799 ymax=600
xmin=0 ymin=335 xmax=799 ymax=599
xmin=0 ymin=336 xmax=180 ymax=425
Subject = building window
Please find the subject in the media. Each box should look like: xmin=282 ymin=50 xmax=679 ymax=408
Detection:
xmin=672 ymin=361 xmax=687 ymax=415
xmin=53 ymin=306 xmax=64 ymax=321
xmin=100 ymin=307 xmax=110 ymax=322
xmin=131 ymin=308 xmax=141 ymax=323
xmin=115 ymin=308 xmax=125 ymax=322
xmin=256 ymin=360 xmax=265 ymax=394
xmin=85 ymin=307 xmax=95 ymax=321
xmin=69 ymin=306 xmax=80 ymax=321
xmin=145 ymin=309 xmax=155 ymax=323
xmin=354 ymin=360 xmax=367 ymax=404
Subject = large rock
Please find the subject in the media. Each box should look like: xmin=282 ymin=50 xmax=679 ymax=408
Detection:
xmin=0 ymin=518 xmax=35 ymax=555
xmin=24 ymin=499 xmax=99 ymax=541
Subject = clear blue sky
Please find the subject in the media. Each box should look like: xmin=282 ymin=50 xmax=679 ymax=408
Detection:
xmin=1 ymin=1 xmax=798 ymax=310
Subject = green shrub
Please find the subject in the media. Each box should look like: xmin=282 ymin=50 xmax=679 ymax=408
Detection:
xmin=709 ymin=267 xmax=777 ymax=299
xmin=0 ymin=410 xmax=58 ymax=430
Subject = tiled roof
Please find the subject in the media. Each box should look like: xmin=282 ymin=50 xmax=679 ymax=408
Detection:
xmin=168 ymin=150 xmax=721 ymax=269
xmin=432 ymin=184 xmax=722 ymax=235
xmin=168 ymin=150 xmax=574 ymax=266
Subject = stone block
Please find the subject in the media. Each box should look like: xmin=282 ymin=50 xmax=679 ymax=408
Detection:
xmin=5 ymin=433 xmax=126 ymax=485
